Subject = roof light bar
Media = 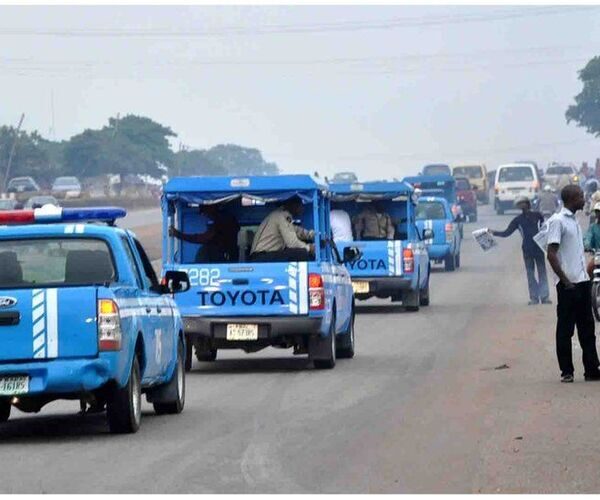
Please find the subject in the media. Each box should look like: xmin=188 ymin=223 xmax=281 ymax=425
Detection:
xmin=0 ymin=205 xmax=127 ymax=225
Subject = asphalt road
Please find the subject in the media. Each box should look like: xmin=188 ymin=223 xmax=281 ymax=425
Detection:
xmin=2 ymin=204 xmax=600 ymax=493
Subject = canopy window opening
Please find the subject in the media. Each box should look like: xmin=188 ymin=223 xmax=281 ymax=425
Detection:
xmin=331 ymin=198 xmax=410 ymax=242
xmin=498 ymin=167 xmax=534 ymax=182
xmin=416 ymin=201 xmax=447 ymax=221
xmin=0 ymin=238 xmax=115 ymax=289
xmin=169 ymin=196 xmax=317 ymax=265
xmin=453 ymin=166 xmax=483 ymax=179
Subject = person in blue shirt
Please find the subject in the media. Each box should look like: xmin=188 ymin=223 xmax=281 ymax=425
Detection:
xmin=584 ymin=202 xmax=600 ymax=252
xmin=491 ymin=196 xmax=550 ymax=305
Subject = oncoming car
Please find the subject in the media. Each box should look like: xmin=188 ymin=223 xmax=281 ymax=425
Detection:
xmin=0 ymin=206 xmax=189 ymax=434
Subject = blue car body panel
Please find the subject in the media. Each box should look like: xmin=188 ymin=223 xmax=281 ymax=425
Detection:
xmin=328 ymin=181 xmax=430 ymax=301
xmin=415 ymin=196 xmax=461 ymax=263
xmin=162 ymin=175 xmax=354 ymax=352
xmin=0 ymin=222 xmax=183 ymax=398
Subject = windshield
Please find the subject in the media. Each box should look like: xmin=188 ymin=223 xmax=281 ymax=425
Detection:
xmin=546 ymin=166 xmax=574 ymax=175
xmin=9 ymin=179 xmax=33 ymax=188
xmin=453 ymin=166 xmax=483 ymax=179
xmin=54 ymin=177 xmax=79 ymax=186
xmin=416 ymin=201 xmax=446 ymax=220
xmin=423 ymin=165 xmax=451 ymax=176
xmin=498 ymin=167 xmax=534 ymax=182
xmin=0 ymin=238 xmax=115 ymax=289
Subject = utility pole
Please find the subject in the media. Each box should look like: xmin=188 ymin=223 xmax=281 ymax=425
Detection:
xmin=3 ymin=113 xmax=25 ymax=192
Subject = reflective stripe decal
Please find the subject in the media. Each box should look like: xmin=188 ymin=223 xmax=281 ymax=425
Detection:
xmin=286 ymin=262 xmax=308 ymax=315
xmin=298 ymin=262 xmax=308 ymax=314
xmin=46 ymin=289 xmax=58 ymax=358
xmin=395 ymin=240 xmax=403 ymax=276
xmin=387 ymin=241 xmax=395 ymax=276
xmin=31 ymin=288 xmax=59 ymax=359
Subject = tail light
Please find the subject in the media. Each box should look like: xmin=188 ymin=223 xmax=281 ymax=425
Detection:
xmin=403 ymin=248 xmax=414 ymax=273
xmin=98 ymin=299 xmax=122 ymax=351
xmin=308 ymin=273 xmax=325 ymax=310
xmin=445 ymin=223 xmax=454 ymax=243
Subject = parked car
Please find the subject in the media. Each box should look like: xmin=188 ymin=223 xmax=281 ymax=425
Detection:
xmin=0 ymin=206 xmax=189 ymax=433
xmin=454 ymin=176 xmax=478 ymax=222
xmin=24 ymin=196 xmax=59 ymax=209
xmin=543 ymin=164 xmax=579 ymax=189
xmin=452 ymin=164 xmax=489 ymax=204
xmin=329 ymin=181 xmax=431 ymax=311
xmin=0 ymin=199 xmax=20 ymax=211
xmin=494 ymin=163 xmax=541 ymax=215
xmin=7 ymin=177 xmax=40 ymax=194
xmin=163 ymin=175 xmax=360 ymax=371
xmin=51 ymin=176 xmax=82 ymax=199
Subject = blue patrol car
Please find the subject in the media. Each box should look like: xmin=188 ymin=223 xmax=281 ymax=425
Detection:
xmin=162 ymin=175 xmax=360 ymax=370
xmin=328 ymin=181 xmax=431 ymax=310
xmin=415 ymin=196 xmax=462 ymax=271
xmin=0 ymin=206 xmax=189 ymax=433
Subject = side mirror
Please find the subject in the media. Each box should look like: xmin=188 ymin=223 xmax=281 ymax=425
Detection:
xmin=422 ymin=229 xmax=434 ymax=240
xmin=343 ymin=246 xmax=361 ymax=263
xmin=162 ymin=270 xmax=190 ymax=294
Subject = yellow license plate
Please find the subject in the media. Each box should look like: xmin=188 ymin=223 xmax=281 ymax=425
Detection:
xmin=226 ymin=323 xmax=259 ymax=341
xmin=0 ymin=375 xmax=29 ymax=396
xmin=352 ymin=281 xmax=370 ymax=294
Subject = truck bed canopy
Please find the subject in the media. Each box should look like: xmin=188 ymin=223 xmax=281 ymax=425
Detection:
xmin=328 ymin=181 xmax=414 ymax=202
xmin=163 ymin=175 xmax=323 ymax=205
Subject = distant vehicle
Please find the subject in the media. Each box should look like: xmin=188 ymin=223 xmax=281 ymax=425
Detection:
xmin=0 ymin=206 xmax=189 ymax=433
xmin=544 ymin=164 xmax=579 ymax=189
xmin=52 ymin=176 xmax=82 ymax=199
xmin=0 ymin=199 xmax=20 ymax=211
xmin=494 ymin=163 xmax=541 ymax=215
xmin=24 ymin=196 xmax=59 ymax=209
xmin=514 ymin=160 xmax=544 ymax=184
xmin=7 ymin=177 xmax=40 ymax=194
xmin=452 ymin=164 xmax=489 ymax=204
xmin=455 ymin=177 xmax=478 ymax=222
xmin=421 ymin=164 xmax=452 ymax=176
xmin=330 ymin=172 xmax=358 ymax=184
xmin=415 ymin=196 xmax=462 ymax=272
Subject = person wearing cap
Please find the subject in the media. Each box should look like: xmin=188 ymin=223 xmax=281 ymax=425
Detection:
xmin=538 ymin=185 xmax=560 ymax=220
xmin=490 ymin=196 xmax=550 ymax=305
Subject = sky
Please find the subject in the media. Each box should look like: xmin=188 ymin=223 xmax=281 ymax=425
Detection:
xmin=1 ymin=5 xmax=600 ymax=180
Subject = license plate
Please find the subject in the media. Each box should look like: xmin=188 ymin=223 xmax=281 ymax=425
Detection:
xmin=352 ymin=281 xmax=370 ymax=294
xmin=0 ymin=375 xmax=29 ymax=396
xmin=226 ymin=323 xmax=258 ymax=341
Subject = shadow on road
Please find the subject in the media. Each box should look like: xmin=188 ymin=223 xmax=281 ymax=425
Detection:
xmin=189 ymin=356 xmax=312 ymax=375
xmin=355 ymin=304 xmax=409 ymax=315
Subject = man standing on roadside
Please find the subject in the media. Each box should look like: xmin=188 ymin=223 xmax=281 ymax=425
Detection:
xmin=547 ymin=184 xmax=600 ymax=383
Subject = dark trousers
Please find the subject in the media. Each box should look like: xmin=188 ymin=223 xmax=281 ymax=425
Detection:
xmin=251 ymin=248 xmax=311 ymax=262
xmin=556 ymin=281 xmax=600 ymax=377
xmin=523 ymin=251 xmax=550 ymax=302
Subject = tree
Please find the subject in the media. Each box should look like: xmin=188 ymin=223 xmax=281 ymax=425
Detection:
xmin=204 ymin=144 xmax=279 ymax=176
xmin=174 ymin=149 xmax=226 ymax=176
xmin=566 ymin=56 xmax=600 ymax=136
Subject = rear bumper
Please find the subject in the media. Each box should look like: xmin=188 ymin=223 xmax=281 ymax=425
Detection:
xmin=427 ymin=243 xmax=452 ymax=260
xmin=183 ymin=315 xmax=324 ymax=343
xmin=0 ymin=358 xmax=113 ymax=396
xmin=352 ymin=276 xmax=414 ymax=299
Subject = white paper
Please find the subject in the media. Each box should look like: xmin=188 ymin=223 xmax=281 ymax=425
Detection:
xmin=472 ymin=228 xmax=498 ymax=252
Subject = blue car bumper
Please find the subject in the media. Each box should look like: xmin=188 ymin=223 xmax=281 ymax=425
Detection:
xmin=0 ymin=358 xmax=114 ymax=396
xmin=427 ymin=243 xmax=452 ymax=260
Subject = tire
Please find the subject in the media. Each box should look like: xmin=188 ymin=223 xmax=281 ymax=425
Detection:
xmin=405 ymin=286 xmax=420 ymax=312
xmin=195 ymin=346 xmax=217 ymax=362
xmin=0 ymin=398 xmax=10 ymax=423
xmin=184 ymin=335 xmax=193 ymax=373
xmin=593 ymin=282 xmax=600 ymax=322
xmin=314 ymin=312 xmax=336 ymax=369
xmin=153 ymin=340 xmax=186 ymax=415
xmin=420 ymin=273 xmax=430 ymax=306
xmin=444 ymin=254 xmax=456 ymax=272
xmin=336 ymin=310 xmax=355 ymax=359
xmin=455 ymin=253 xmax=461 ymax=269
xmin=107 ymin=357 xmax=142 ymax=434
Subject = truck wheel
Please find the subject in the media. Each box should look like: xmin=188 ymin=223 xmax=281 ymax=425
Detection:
xmin=405 ymin=286 xmax=420 ymax=312
xmin=444 ymin=254 xmax=456 ymax=272
xmin=420 ymin=275 xmax=430 ymax=306
xmin=0 ymin=398 xmax=10 ymax=423
xmin=153 ymin=339 xmax=186 ymax=415
xmin=107 ymin=357 xmax=142 ymax=434
xmin=184 ymin=335 xmax=193 ymax=372
xmin=336 ymin=310 xmax=355 ymax=359
xmin=455 ymin=253 xmax=461 ymax=269
xmin=195 ymin=346 xmax=217 ymax=362
xmin=314 ymin=313 xmax=336 ymax=370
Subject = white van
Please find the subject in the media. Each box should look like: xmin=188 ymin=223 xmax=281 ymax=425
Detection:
xmin=494 ymin=163 xmax=540 ymax=215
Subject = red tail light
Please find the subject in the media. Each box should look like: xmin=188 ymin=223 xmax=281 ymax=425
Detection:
xmin=308 ymin=273 xmax=325 ymax=310
xmin=403 ymin=248 xmax=414 ymax=273
xmin=445 ymin=223 xmax=454 ymax=243
xmin=98 ymin=299 xmax=122 ymax=351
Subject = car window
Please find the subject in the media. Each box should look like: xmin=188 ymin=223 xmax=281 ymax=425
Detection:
xmin=453 ymin=166 xmax=483 ymax=179
xmin=0 ymin=238 xmax=116 ymax=289
xmin=416 ymin=202 xmax=446 ymax=220
xmin=456 ymin=179 xmax=470 ymax=190
xmin=498 ymin=167 xmax=534 ymax=182
xmin=133 ymin=238 xmax=159 ymax=290
xmin=546 ymin=166 xmax=574 ymax=175
xmin=120 ymin=236 xmax=143 ymax=288
xmin=423 ymin=165 xmax=451 ymax=176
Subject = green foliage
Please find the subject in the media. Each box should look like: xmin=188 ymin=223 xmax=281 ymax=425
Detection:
xmin=204 ymin=144 xmax=279 ymax=176
xmin=566 ymin=56 xmax=600 ymax=137
xmin=0 ymin=126 xmax=54 ymax=184
xmin=174 ymin=149 xmax=226 ymax=177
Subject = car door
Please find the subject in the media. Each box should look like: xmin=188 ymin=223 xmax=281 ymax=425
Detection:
xmin=132 ymin=237 xmax=175 ymax=379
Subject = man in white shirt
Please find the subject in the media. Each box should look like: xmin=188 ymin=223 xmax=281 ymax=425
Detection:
xmin=547 ymin=184 xmax=600 ymax=383
xmin=330 ymin=203 xmax=353 ymax=242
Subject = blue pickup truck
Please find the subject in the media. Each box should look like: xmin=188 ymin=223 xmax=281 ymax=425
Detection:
xmin=162 ymin=175 xmax=360 ymax=370
xmin=0 ymin=206 xmax=189 ymax=433
xmin=328 ymin=181 xmax=431 ymax=310
xmin=415 ymin=196 xmax=462 ymax=271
